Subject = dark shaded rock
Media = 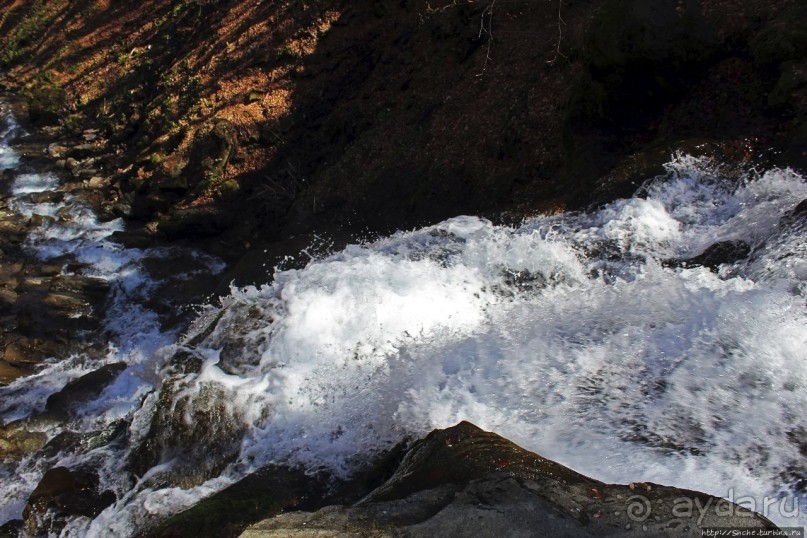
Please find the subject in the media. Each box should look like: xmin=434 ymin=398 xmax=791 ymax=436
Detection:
xmin=147 ymin=466 xmax=332 ymax=538
xmin=156 ymin=205 xmax=231 ymax=239
xmin=180 ymin=119 xmax=236 ymax=198
xmin=750 ymin=2 xmax=807 ymax=67
xmin=23 ymin=466 xmax=116 ymax=536
xmin=664 ymin=240 xmax=751 ymax=271
xmin=44 ymin=362 xmax=127 ymax=418
xmin=107 ymin=229 xmax=155 ymax=250
xmin=777 ymin=119 xmax=807 ymax=172
xmin=27 ymin=84 xmax=67 ymax=125
xmin=65 ymin=143 xmax=100 ymax=160
xmin=240 ymin=422 xmax=777 ymax=538
xmin=148 ymin=440 xmax=407 ymax=538
xmin=591 ymin=138 xmax=740 ymax=204
xmin=215 ymin=230 xmax=351 ymax=294
xmin=0 ymin=519 xmax=22 ymax=538
xmin=585 ymin=0 xmax=719 ymax=72
xmin=791 ymin=198 xmax=807 ymax=218
xmin=767 ymin=60 xmax=807 ymax=114
xmin=561 ymin=0 xmax=724 ymax=203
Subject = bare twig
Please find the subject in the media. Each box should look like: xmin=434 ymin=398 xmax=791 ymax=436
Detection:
xmin=548 ymin=0 xmax=568 ymax=66
xmin=476 ymin=0 xmax=497 ymax=76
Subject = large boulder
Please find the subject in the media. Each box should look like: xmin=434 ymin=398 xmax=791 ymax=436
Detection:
xmin=147 ymin=422 xmax=778 ymax=537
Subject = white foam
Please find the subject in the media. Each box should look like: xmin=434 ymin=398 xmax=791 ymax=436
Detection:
xmin=0 ymin=105 xmax=20 ymax=169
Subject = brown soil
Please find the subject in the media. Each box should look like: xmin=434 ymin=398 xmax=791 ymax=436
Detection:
xmin=1 ymin=0 xmax=805 ymax=257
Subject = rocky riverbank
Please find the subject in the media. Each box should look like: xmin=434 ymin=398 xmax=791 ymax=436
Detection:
xmin=0 ymin=97 xmax=108 ymax=386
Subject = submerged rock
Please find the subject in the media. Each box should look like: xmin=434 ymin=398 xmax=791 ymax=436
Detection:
xmin=664 ymin=240 xmax=752 ymax=272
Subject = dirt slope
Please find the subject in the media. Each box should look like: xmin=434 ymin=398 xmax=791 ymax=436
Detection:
xmin=1 ymin=0 xmax=805 ymax=252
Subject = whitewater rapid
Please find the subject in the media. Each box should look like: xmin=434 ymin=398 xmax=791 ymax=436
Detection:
xmin=90 ymin=155 xmax=807 ymax=534
xmin=0 ymin=103 xmax=223 ymax=529
xmin=1 ymin=96 xmax=806 ymax=535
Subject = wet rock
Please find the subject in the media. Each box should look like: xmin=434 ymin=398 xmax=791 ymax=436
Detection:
xmin=44 ymin=362 xmax=127 ymax=419
xmin=0 ymin=519 xmax=22 ymax=538
xmin=240 ymin=422 xmax=777 ymax=538
xmin=107 ymin=229 xmax=155 ymax=250
xmin=41 ymin=420 xmax=128 ymax=458
xmin=0 ymin=358 xmax=31 ymax=384
xmin=14 ymin=273 xmax=109 ymax=339
xmin=22 ymin=466 xmax=116 ymax=537
xmin=50 ymin=275 xmax=109 ymax=300
xmin=0 ymin=421 xmax=48 ymax=463
xmin=19 ymin=190 xmax=65 ymax=204
xmin=590 ymin=139 xmax=739 ymax=204
xmin=149 ymin=465 xmax=333 ymax=538
xmin=2 ymin=337 xmax=50 ymax=368
xmin=127 ymin=362 xmax=247 ymax=489
xmin=664 ymin=240 xmax=752 ymax=271
xmin=27 ymin=213 xmax=55 ymax=227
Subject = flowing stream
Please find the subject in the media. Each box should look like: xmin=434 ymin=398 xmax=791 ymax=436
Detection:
xmin=1 ymin=103 xmax=806 ymax=535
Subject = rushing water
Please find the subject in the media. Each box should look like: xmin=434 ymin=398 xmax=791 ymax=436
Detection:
xmin=1 ymin=103 xmax=806 ymax=535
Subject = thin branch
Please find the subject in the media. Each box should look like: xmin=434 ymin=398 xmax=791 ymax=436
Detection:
xmin=476 ymin=0 xmax=496 ymax=76
xmin=548 ymin=0 xmax=568 ymax=66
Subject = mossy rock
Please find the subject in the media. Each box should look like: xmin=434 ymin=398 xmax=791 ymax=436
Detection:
xmin=127 ymin=351 xmax=245 ymax=489
xmin=27 ymin=83 xmax=67 ymax=125
xmin=0 ymin=421 xmax=48 ymax=463
xmin=182 ymin=120 xmax=237 ymax=198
